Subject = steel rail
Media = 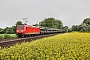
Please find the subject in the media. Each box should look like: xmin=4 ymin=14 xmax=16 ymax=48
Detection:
xmin=0 ymin=33 xmax=59 ymax=48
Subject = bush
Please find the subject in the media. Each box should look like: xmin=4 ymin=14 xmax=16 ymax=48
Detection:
xmin=0 ymin=36 xmax=3 ymax=40
xmin=4 ymin=34 xmax=11 ymax=39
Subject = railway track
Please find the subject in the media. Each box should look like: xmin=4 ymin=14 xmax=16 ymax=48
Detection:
xmin=0 ymin=33 xmax=59 ymax=48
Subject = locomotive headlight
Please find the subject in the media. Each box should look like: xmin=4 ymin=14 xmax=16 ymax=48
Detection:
xmin=16 ymin=30 xmax=24 ymax=33
xmin=21 ymin=30 xmax=23 ymax=32
xmin=17 ymin=30 xmax=19 ymax=32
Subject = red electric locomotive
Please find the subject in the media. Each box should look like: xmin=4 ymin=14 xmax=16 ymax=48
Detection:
xmin=16 ymin=24 xmax=65 ymax=38
xmin=16 ymin=24 xmax=40 ymax=37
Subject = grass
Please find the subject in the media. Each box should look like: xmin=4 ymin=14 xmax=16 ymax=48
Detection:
xmin=0 ymin=34 xmax=16 ymax=37
xmin=0 ymin=34 xmax=17 ymax=40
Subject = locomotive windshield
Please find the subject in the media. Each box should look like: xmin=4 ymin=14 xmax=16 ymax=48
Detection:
xmin=17 ymin=25 xmax=24 ymax=29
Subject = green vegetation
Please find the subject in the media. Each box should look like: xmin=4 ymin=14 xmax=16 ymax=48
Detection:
xmin=0 ymin=17 xmax=90 ymax=39
xmin=72 ymin=18 xmax=90 ymax=32
xmin=0 ymin=21 xmax=22 ymax=34
xmin=15 ymin=21 xmax=22 ymax=27
xmin=0 ymin=34 xmax=17 ymax=40
xmin=39 ymin=18 xmax=63 ymax=29
xmin=0 ymin=32 xmax=90 ymax=60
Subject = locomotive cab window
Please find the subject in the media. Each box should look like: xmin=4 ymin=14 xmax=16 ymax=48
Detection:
xmin=17 ymin=25 xmax=24 ymax=29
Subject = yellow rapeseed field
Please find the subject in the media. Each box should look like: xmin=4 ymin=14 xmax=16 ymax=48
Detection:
xmin=0 ymin=32 xmax=90 ymax=60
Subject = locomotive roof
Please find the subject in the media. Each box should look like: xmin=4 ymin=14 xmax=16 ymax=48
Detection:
xmin=27 ymin=25 xmax=40 ymax=28
xmin=18 ymin=24 xmax=40 ymax=27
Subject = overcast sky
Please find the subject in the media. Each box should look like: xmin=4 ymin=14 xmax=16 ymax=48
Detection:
xmin=0 ymin=0 xmax=90 ymax=28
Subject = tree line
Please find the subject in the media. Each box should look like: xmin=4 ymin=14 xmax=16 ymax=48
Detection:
xmin=72 ymin=18 xmax=90 ymax=32
xmin=0 ymin=17 xmax=90 ymax=34
xmin=0 ymin=21 xmax=22 ymax=34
